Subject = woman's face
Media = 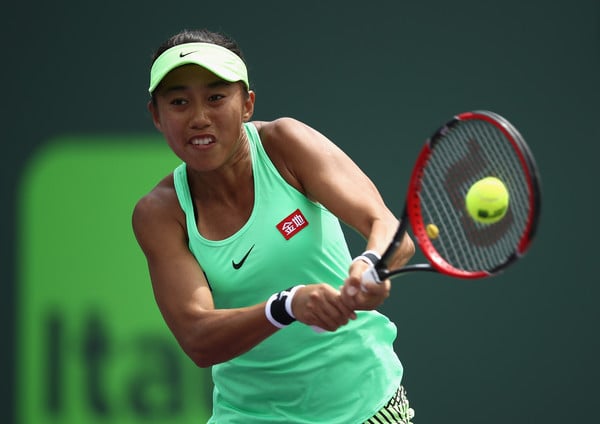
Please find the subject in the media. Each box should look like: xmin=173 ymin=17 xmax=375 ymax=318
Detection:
xmin=149 ymin=64 xmax=255 ymax=172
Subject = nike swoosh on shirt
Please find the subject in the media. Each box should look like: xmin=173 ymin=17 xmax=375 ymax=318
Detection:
xmin=232 ymin=244 xmax=255 ymax=269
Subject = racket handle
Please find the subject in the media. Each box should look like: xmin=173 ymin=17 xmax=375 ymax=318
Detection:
xmin=361 ymin=266 xmax=382 ymax=285
xmin=346 ymin=266 xmax=382 ymax=295
xmin=312 ymin=267 xmax=383 ymax=332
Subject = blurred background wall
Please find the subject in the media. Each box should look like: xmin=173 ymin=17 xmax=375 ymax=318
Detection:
xmin=2 ymin=1 xmax=599 ymax=422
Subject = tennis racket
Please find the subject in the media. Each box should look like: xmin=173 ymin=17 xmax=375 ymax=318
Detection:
xmin=361 ymin=110 xmax=541 ymax=287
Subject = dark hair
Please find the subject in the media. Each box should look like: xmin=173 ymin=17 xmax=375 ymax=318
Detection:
xmin=151 ymin=29 xmax=246 ymax=64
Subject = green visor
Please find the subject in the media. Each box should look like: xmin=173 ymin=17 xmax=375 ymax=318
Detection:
xmin=149 ymin=42 xmax=249 ymax=93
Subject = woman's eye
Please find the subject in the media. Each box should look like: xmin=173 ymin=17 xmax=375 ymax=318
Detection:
xmin=208 ymin=94 xmax=225 ymax=102
xmin=170 ymin=98 xmax=188 ymax=106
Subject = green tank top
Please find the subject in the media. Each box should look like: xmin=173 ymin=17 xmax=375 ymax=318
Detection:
xmin=173 ymin=122 xmax=402 ymax=423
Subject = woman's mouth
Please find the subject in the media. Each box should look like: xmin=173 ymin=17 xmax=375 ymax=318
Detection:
xmin=190 ymin=136 xmax=215 ymax=146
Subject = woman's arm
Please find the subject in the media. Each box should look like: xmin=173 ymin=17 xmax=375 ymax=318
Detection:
xmin=259 ymin=118 xmax=415 ymax=310
xmin=132 ymin=178 xmax=358 ymax=366
xmin=132 ymin=184 xmax=278 ymax=367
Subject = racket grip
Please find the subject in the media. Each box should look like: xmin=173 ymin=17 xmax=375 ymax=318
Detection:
xmin=360 ymin=266 xmax=382 ymax=288
xmin=344 ymin=266 xmax=382 ymax=297
xmin=312 ymin=267 xmax=382 ymax=332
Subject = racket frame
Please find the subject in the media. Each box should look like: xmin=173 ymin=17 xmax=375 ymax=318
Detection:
xmin=373 ymin=110 xmax=541 ymax=281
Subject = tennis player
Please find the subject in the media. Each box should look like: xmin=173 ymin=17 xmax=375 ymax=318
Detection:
xmin=132 ymin=28 xmax=416 ymax=423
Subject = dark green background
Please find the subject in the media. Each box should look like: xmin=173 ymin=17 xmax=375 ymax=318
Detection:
xmin=2 ymin=0 xmax=598 ymax=422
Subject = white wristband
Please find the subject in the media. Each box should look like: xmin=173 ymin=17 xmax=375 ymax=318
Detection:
xmin=265 ymin=285 xmax=305 ymax=328
xmin=284 ymin=284 xmax=304 ymax=319
xmin=351 ymin=250 xmax=381 ymax=267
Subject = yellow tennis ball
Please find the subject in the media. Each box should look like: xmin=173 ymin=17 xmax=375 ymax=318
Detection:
xmin=426 ymin=223 xmax=439 ymax=239
xmin=465 ymin=177 xmax=510 ymax=224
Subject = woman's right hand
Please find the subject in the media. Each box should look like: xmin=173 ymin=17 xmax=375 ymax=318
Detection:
xmin=291 ymin=284 xmax=357 ymax=332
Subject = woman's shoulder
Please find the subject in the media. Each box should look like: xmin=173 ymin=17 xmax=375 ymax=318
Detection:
xmin=252 ymin=117 xmax=304 ymax=140
xmin=253 ymin=117 xmax=324 ymax=155
xmin=250 ymin=118 xmax=311 ymax=193
xmin=132 ymin=173 xmax=181 ymax=230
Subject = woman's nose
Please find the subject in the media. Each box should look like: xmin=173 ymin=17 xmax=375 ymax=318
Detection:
xmin=189 ymin=105 xmax=210 ymax=129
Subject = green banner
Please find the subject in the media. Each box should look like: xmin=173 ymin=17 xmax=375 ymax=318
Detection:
xmin=17 ymin=136 xmax=212 ymax=423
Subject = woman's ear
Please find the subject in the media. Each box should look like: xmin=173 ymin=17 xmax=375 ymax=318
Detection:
xmin=242 ymin=90 xmax=256 ymax=122
xmin=148 ymin=100 xmax=162 ymax=132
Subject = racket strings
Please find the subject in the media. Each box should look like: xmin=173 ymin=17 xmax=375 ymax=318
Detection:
xmin=418 ymin=118 xmax=533 ymax=273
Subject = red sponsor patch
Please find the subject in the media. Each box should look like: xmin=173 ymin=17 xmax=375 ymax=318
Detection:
xmin=276 ymin=209 xmax=309 ymax=240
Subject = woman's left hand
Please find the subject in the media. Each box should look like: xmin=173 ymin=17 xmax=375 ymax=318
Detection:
xmin=340 ymin=260 xmax=391 ymax=310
